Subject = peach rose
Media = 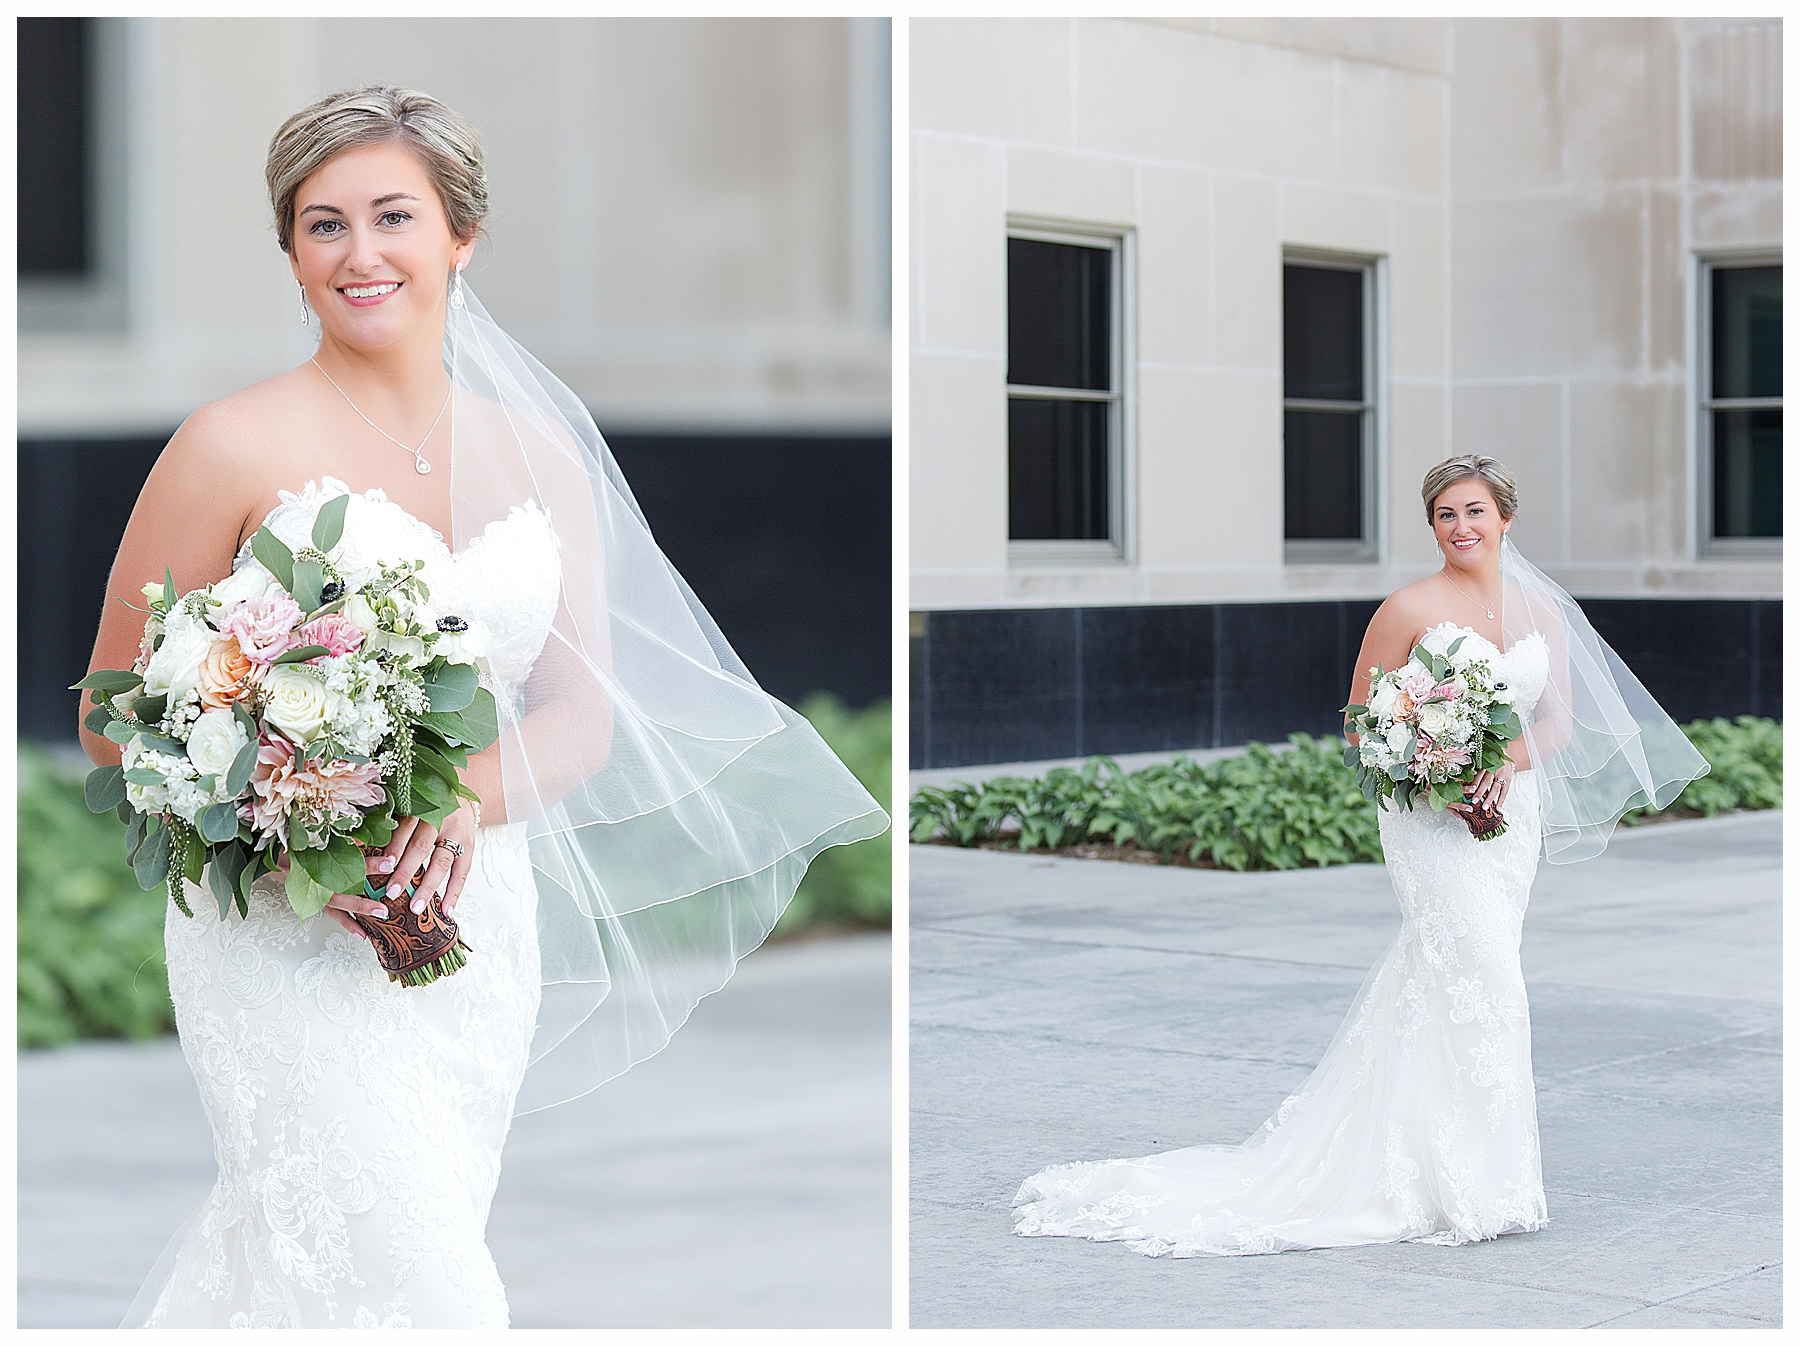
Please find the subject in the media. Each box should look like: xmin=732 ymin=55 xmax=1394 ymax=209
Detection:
xmin=197 ymin=637 xmax=253 ymax=709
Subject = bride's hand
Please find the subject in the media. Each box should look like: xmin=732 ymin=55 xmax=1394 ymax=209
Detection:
xmin=1451 ymin=760 xmax=1515 ymax=816
xmin=374 ymin=804 xmax=479 ymax=917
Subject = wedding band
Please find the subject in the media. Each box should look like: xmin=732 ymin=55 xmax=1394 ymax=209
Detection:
xmin=435 ymin=839 xmax=465 ymax=858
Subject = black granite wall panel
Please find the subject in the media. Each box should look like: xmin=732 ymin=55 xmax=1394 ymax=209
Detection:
xmin=1078 ymin=604 xmax=1214 ymax=755
xmin=923 ymin=608 xmax=1080 ymax=766
xmin=915 ymin=597 xmax=1780 ymax=769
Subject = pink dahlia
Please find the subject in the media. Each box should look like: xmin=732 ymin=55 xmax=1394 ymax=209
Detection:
xmin=297 ymin=612 xmax=364 ymax=659
xmin=247 ymin=734 xmax=385 ymax=848
xmin=224 ymin=594 xmax=305 ymax=665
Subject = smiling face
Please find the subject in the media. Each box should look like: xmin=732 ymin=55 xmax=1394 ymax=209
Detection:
xmin=1431 ymin=476 xmax=1511 ymax=571
xmin=288 ymin=140 xmax=474 ymax=355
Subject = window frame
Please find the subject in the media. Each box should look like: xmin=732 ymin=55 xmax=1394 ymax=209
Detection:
xmin=1281 ymin=247 xmax=1384 ymax=566
xmin=1005 ymin=218 xmax=1135 ymax=567
xmin=19 ymin=17 xmax=131 ymax=334
xmin=1696 ymin=250 xmax=1782 ymax=559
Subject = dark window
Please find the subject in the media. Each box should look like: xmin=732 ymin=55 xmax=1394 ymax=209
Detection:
xmin=1007 ymin=236 xmax=1116 ymax=544
xmin=18 ymin=18 xmax=91 ymax=278
xmin=1283 ymin=262 xmax=1371 ymax=546
xmin=1707 ymin=263 xmax=1781 ymax=542
xmin=1008 ymin=238 xmax=1110 ymax=391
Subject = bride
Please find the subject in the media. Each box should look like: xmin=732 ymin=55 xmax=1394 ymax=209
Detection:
xmin=1013 ymin=455 xmax=1707 ymax=1258
xmin=79 ymin=86 xmax=886 ymax=1327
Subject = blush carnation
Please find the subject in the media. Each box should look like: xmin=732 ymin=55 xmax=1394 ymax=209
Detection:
xmin=298 ymin=613 xmax=365 ymax=659
xmin=225 ymin=594 xmax=305 ymax=664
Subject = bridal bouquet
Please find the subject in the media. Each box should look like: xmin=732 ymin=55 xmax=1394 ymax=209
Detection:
xmin=76 ymin=494 xmax=499 ymax=986
xmin=1341 ymin=632 xmax=1524 ymax=840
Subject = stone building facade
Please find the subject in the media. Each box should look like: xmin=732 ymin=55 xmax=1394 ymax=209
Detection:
xmin=910 ymin=17 xmax=1780 ymax=768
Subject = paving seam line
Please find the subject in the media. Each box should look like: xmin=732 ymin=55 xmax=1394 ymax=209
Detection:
xmin=913 ymin=925 xmax=1377 ymax=972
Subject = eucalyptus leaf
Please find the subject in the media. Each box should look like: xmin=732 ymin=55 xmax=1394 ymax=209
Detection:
xmin=226 ymin=738 xmax=260 ymax=796
xmin=311 ymin=492 xmax=349 ymax=553
xmin=251 ymin=526 xmax=296 ymax=592
xmin=131 ymin=693 xmax=168 ymax=724
xmin=199 ymin=801 xmax=241 ymax=843
xmin=69 ymin=669 xmax=145 ymax=694
xmin=84 ymin=765 xmax=126 ymax=814
xmin=102 ymin=717 xmax=137 ymax=745
xmin=134 ymin=825 xmax=173 ymax=891
xmin=420 ymin=660 xmax=477 ymax=713
xmin=84 ymin=704 xmax=113 ymax=735
xmin=272 ymin=644 xmax=330 ymax=666
xmin=292 ymin=556 xmax=325 ymax=615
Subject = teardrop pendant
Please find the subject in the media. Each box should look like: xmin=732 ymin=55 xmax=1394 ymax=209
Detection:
xmin=416 ymin=458 xmax=432 ymax=475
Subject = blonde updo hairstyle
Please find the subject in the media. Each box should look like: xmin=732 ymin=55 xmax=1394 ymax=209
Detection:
xmin=266 ymin=85 xmax=487 ymax=254
xmin=1421 ymin=454 xmax=1519 ymax=523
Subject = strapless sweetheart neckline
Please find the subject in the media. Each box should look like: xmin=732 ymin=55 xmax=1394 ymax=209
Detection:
xmin=234 ymin=476 xmax=546 ymax=566
xmin=1418 ymin=619 xmax=1545 ymax=658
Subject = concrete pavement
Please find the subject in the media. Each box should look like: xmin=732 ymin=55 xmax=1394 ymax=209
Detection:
xmin=19 ymin=931 xmax=891 ymax=1329
xmin=910 ymin=812 xmax=1781 ymax=1328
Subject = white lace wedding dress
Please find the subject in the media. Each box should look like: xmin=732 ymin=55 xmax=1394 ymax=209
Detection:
xmin=1014 ymin=622 xmax=1553 ymax=1257
xmin=137 ymin=480 xmax=560 ymax=1327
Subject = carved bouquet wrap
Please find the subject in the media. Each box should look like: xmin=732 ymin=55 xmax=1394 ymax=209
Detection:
xmin=1341 ymin=632 xmax=1525 ymax=841
xmin=76 ymin=493 xmax=500 ymax=987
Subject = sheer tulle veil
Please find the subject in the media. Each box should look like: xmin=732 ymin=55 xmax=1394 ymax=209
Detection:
xmin=1497 ymin=535 xmax=1707 ymax=863
xmin=444 ymin=281 xmax=888 ymax=1112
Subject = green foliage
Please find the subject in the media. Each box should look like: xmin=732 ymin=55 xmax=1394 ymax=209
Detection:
xmin=912 ymin=735 xmax=1384 ymax=871
xmin=18 ymin=743 xmax=176 ymax=1048
xmin=912 ymin=717 xmax=1784 ymax=871
xmin=1621 ymin=715 xmax=1782 ymax=823
xmin=774 ymin=694 xmax=893 ymax=936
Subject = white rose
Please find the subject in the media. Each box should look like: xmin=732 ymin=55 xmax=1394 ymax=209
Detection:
xmin=210 ymin=562 xmax=279 ymax=613
xmin=186 ymin=709 xmax=250 ymax=779
xmin=142 ymin=610 xmax=212 ymax=699
xmin=1384 ymin=723 xmax=1411 ymax=757
xmin=261 ymin=665 xmax=333 ymax=743
xmin=433 ymin=617 xmax=490 ymax=664
xmin=1367 ymin=678 xmax=1399 ymax=721
xmin=1417 ymin=702 xmax=1454 ymax=740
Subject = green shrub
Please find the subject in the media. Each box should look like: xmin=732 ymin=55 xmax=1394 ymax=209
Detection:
xmin=1621 ymin=715 xmax=1782 ymax=823
xmin=912 ymin=734 xmax=1383 ymax=871
xmin=18 ymin=742 xmax=174 ymax=1048
xmin=912 ymin=717 xmax=1782 ymax=872
xmin=19 ymin=694 xmax=891 ymax=1046
xmin=774 ymin=694 xmax=893 ymax=935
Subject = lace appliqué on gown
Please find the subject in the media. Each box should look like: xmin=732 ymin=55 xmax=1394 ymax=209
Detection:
xmin=1013 ymin=623 xmax=1553 ymax=1258
xmin=140 ymin=480 xmax=559 ymax=1326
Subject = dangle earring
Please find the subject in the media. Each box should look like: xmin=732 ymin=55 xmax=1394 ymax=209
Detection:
xmin=450 ymin=264 xmax=465 ymax=311
xmin=297 ymin=279 xmax=310 ymax=327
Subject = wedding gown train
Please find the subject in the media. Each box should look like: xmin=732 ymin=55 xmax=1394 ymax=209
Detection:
xmin=1013 ymin=624 xmax=1553 ymax=1257
xmin=138 ymin=481 xmax=559 ymax=1326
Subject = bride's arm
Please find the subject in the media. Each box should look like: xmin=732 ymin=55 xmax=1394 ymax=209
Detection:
xmin=77 ymin=402 xmax=264 ymax=767
xmin=438 ymin=634 xmax=613 ymax=828
xmin=1344 ymin=595 xmax=1425 ymax=745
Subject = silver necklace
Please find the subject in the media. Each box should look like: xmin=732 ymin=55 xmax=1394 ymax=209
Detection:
xmin=1441 ymin=566 xmax=1500 ymax=620
xmin=310 ymin=357 xmax=450 ymax=475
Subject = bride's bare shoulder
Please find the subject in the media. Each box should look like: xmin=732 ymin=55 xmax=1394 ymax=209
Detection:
xmin=138 ymin=370 xmax=317 ymax=547
xmin=1370 ymin=576 xmax=1446 ymax=633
